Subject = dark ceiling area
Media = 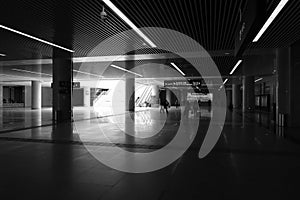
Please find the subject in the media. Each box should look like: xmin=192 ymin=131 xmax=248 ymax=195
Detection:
xmin=1 ymin=0 xmax=300 ymax=77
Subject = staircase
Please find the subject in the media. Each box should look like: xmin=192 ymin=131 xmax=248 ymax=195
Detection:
xmin=135 ymin=86 xmax=152 ymax=107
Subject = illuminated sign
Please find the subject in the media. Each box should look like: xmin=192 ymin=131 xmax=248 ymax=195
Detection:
xmin=164 ymin=79 xmax=202 ymax=87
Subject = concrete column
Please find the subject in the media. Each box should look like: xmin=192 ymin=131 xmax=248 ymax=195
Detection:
xmin=83 ymin=87 xmax=90 ymax=107
xmin=0 ymin=85 xmax=3 ymax=107
xmin=180 ymin=89 xmax=186 ymax=103
xmin=290 ymin=42 xmax=300 ymax=126
xmin=52 ymin=49 xmax=73 ymax=123
xmin=242 ymin=76 xmax=255 ymax=112
xmin=125 ymin=78 xmax=135 ymax=112
xmin=276 ymin=42 xmax=300 ymax=127
xmin=276 ymin=48 xmax=290 ymax=126
xmin=25 ymin=86 xmax=32 ymax=107
xmin=125 ymin=61 xmax=135 ymax=112
xmin=166 ymin=88 xmax=171 ymax=105
xmin=31 ymin=81 xmax=42 ymax=109
xmin=151 ymin=85 xmax=159 ymax=107
xmin=226 ymin=89 xmax=232 ymax=108
xmin=232 ymin=84 xmax=241 ymax=108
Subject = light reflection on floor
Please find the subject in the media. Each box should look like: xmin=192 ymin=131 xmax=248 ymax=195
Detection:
xmin=1 ymin=107 xmax=300 ymax=199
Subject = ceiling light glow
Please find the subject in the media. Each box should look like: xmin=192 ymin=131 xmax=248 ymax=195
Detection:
xmin=229 ymin=60 xmax=242 ymax=75
xmin=0 ymin=24 xmax=74 ymax=52
xmin=223 ymin=78 xmax=228 ymax=85
xmin=170 ymin=62 xmax=185 ymax=76
xmin=12 ymin=68 xmax=52 ymax=76
xmin=73 ymin=69 xmax=103 ymax=78
xmin=102 ymin=0 xmax=156 ymax=48
xmin=255 ymin=78 xmax=263 ymax=82
xmin=253 ymin=0 xmax=289 ymax=42
xmin=110 ymin=64 xmax=143 ymax=77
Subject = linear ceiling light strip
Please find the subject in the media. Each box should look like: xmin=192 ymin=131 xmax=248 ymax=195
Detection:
xmin=229 ymin=60 xmax=242 ymax=75
xmin=110 ymin=64 xmax=143 ymax=77
xmin=102 ymin=0 xmax=156 ymax=48
xmin=219 ymin=78 xmax=228 ymax=90
xmin=0 ymin=25 xmax=74 ymax=53
xmin=223 ymin=78 xmax=228 ymax=85
xmin=253 ymin=0 xmax=290 ymax=42
xmin=255 ymin=78 xmax=263 ymax=82
xmin=170 ymin=62 xmax=185 ymax=76
xmin=73 ymin=69 xmax=104 ymax=78
xmin=12 ymin=68 xmax=52 ymax=76
xmin=0 ymin=73 xmax=39 ymax=80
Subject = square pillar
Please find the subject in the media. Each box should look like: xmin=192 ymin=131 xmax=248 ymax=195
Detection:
xmin=52 ymin=49 xmax=73 ymax=123
xmin=242 ymin=76 xmax=255 ymax=112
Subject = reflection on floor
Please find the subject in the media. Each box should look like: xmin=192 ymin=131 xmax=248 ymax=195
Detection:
xmin=0 ymin=107 xmax=151 ymax=133
xmin=1 ymin=107 xmax=300 ymax=199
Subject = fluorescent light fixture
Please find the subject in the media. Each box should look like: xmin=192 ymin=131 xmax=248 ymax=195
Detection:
xmin=229 ymin=60 xmax=243 ymax=75
xmin=73 ymin=69 xmax=103 ymax=78
xmin=0 ymin=53 xmax=6 ymax=57
xmin=110 ymin=64 xmax=143 ymax=77
xmin=255 ymin=78 xmax=263 ymax=82
xmin=0 ymin=24 xmax=74 ymax=52
xmin=12 ymin=68 xmax=52 ymax=76
xmin=171 ymin=62 xmax=185 ymax=76
xmin=218 ymin=79 xmax=228 ymax=90
xmin=102 ymin=0 xmax=156 ymax=48
xmin=253 ymin=0 xmax=289 ymax=42
xmin=223 ymin=78 xmax=228 ymax=85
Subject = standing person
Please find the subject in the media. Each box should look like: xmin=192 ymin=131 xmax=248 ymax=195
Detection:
xmin=175 ymin=99 xmax=179 ymax=108
xmin=164 ymin=99 xmax=169 ymax=114
xmin=159 ymin=98 xmax=164 ymax=113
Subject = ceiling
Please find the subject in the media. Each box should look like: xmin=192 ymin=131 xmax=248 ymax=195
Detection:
xmin=1 ymin=0 xmax=300 ymax=82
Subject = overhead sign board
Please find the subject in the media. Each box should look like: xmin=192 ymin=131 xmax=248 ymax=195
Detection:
xmin=164 ymin=79 xmax=202 ymax=88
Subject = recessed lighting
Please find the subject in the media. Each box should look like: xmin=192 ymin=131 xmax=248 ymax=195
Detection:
xmin=225 ymin=52 xmax=230 ymax=55
xmin=255 ymin=78 xmax=263 ymax=82
xmin=0 ymin=53 xmax=6 ymax=57
xmin=0 ymin=24 xmax=74 ymax=53
xmin=102 ymin=0 xmax=156 ymax=48
xmin=110 ymin=64 xmax=143 ymax=77
xmin=170 ymin=62 xmax=185 ymax=76
xmin=253 ymin=0 xmax=289 ymax=42
xmin=229 ymin=60 xmax=243 ymax=75
xmin=12 ymin=68 xmax=52 ymax=76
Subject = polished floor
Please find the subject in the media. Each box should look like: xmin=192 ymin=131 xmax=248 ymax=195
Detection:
xmin=0 ymin=107 xmax=300 ymax=199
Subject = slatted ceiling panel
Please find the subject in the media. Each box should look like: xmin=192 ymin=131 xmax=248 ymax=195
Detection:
xmin=0 ymin=0 xmax=56 ymax=41
xmin=114 ymin=0 xmax=246 ymax=51
xmin=267 ymin=0 xmax=280 ymax=11
xmin=212 ymin=56 xmax=238 ymax=74
xmin=0 ymin=0 xmax=300 ymax=78
xmin=71 ymin=0 xmax=131 ymax=57
xmin=0 ymin=29 xmax=53 ymax=59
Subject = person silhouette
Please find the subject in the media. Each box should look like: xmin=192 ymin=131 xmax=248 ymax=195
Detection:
xmin=164 ymin=99 xmax=169 ymax=114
